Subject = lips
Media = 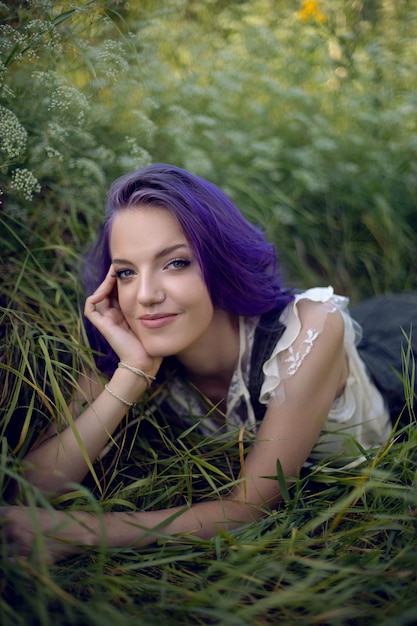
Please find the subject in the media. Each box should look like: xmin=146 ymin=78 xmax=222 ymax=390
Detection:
xmin=139 ymin=313 xmax=178 ymax=329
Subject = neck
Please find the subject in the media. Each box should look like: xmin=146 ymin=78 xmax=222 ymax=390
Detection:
xmin=176 ymin=310 xmax=240 ymax=383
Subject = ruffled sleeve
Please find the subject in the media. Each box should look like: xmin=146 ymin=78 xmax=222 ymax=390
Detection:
xmin=258 ymin=286 xmax=391 ymax=467
xmin=259 ymin=286 xmax=352 ymax=406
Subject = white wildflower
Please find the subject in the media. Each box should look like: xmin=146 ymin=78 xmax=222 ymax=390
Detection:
xmin=9 ymin=168 xmax=41 ymax=200
xmin=45 ymin=145 xmax=63 ymax=160
xmin=93 ymin=145 xmax=116 ymax=165
xmin=125 ymin=136 xmax=142 ymax=156
xmin=0 ymin=25 xmax=25 ymax=60
xmin=31 ymin=70 xmax=58 ymax=89
xmin=93 ymin=40 xmax=129 ymax=79
xmin=0 ymin=60 xmax=7 ymax=81
xmin=25 ymin=19 xmax=50 ymax=38
xmin=0 ymin=84 xmax=15 ymax=100
xmin=25 ymin=19 xmax=62 ymax=55
xmin=48 ymin=86 xmax=89 ymax=125
xmin=118 ymin=148 xmax=152 ymax=171
xmin=0 ymin=107 xmax=27 ymax=159
xmin=47 ymin=121 xmax=69 ymax=141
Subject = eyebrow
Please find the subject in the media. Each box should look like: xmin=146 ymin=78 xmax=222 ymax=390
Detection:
xmin=112 ymin=243 xmax=189 ymax=265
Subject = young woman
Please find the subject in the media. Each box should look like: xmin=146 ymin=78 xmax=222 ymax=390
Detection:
xmin=2 ymin=164 xmax=415 ymax=563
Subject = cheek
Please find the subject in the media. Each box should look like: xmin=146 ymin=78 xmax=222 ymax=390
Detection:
xmin=185 ymin=279 xmax=212 ymax=310
xmin=195 ymin=290 xmax=214 ymax=324
xmin=116 ymin=288 xmax=135 ymax=317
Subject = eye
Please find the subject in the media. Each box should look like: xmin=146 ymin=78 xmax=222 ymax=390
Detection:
xmin=165 ymin=258 xmax=191 ymax=270
xmin=114 ymin=268 xmax=136 ymax=280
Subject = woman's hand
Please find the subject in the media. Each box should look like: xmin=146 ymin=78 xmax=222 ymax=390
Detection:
xmin=1 ymin=505 xmax=96 ymax=565
xmin=84 ymin=266 xmax=161 ymax=374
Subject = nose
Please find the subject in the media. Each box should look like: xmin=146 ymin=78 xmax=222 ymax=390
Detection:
xmin=136 ymin=272 xmax=165 ymax=306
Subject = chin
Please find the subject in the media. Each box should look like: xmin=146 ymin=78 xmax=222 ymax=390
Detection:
xmin=142 ymin=341 xmax=179 ymax=359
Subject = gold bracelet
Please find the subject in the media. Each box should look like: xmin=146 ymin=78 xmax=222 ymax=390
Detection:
xmin=104 ymin=383 xmax=133 ymax=407
xmin=118 ymin=362 xmax=156 ymax=388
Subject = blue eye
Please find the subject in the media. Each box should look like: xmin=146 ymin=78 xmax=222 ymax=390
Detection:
xmin=166 ymin=258 xmax=191 ymax=270
xmin=115 ymin=269 xmax=135 ymax=279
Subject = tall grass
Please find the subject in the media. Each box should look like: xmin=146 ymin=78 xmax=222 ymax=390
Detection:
xmin=1 ymin=416 xmax=417 ymax=625
xmin=1 ymin=1 xmax=417 ymax=624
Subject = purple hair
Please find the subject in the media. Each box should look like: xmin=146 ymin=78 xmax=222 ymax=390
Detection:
xmin=83 ymin=164 xmax=293 ymax=376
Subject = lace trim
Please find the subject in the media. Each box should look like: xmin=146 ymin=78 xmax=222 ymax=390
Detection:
xmin=260 ymin=289 xmax=342 ymax=406
xmin=284 ymin=328 xmax=320 ymax=377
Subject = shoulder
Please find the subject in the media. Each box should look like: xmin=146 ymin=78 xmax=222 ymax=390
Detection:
xmin=285 ymin=296 xmax=345 ymax=377
xmin=286 ymin=286 xmax=348 ymax=320
xmin=260 ymin=296 xmax=347 ymax=412
xmin=296 ymin=294 xmax=345 ymax=339
xmin=259 ymin=288 xmax=347 ymax=405
xmin=276 ymin=287 xmax=347 ymax=357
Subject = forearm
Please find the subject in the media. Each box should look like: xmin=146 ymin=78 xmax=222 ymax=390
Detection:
xmin=87 ymin=498 xmax=265 ymax=550
xmin=22 ymin=368 xmax=148 ymax=494
xmin=1 ymin=497 xmax=267 ymax=565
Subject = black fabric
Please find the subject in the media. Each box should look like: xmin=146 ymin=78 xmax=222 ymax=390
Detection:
xmin=248 ymin=306 xmax=287 ymax=421
xmin=351 ymin=292 xmax=417 ymax=423
xmin=248 ymin=292 xmax=417 ymax=426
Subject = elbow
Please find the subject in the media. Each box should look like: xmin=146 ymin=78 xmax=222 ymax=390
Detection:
xmin=221 ymin=496 xmax=271 ymax=528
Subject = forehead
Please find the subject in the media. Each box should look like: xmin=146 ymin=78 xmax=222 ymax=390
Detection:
xmin=111 ymin=205 xmax=184 ymax=236
xmin=109 ymin=206 xmax=187 ymax=254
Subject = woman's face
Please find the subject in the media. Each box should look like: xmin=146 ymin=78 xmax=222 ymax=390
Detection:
xmin=110 ymin=205 xmax=215 ymax=359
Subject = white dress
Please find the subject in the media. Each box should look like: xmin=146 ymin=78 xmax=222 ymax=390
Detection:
xmin=159 ymin=287 xmax=392 ymax=469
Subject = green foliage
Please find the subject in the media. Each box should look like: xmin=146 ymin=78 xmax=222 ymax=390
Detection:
xmin=1 ymin=419 xmax=417 ymax=625
xmin=1 ymin=0 xmax=416 ymax=297
xmin=134 ymin=0 xmax=417 ymax=298
xmin=0 ymin=0 xmax=156 ymax=455
xmin=1 ymin=1 xmax=417 ymax=624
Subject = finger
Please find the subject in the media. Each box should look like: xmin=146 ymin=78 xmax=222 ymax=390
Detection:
xmin=92 ymin=266 xmax=117 ymax=300
xmin=84 ymin=268 xmax=117 ymax=316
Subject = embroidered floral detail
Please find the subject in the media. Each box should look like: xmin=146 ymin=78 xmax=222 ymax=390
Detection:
xmin=283 ymin=328 xmax=319 ymax=376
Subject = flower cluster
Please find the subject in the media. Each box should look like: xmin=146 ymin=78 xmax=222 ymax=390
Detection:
xmin=47 ymin=121 xmax=70 ymax=141
xmin=25 ymin=19 xmax=63 ymax=57
xmin=0 ymin=24 xmax=26 ymax=62
xmin=93 ymin=40 xmax=129 ymax=79
xmin=45 ymin=145 xmax=63 ymax=160
xmin=0 ymin=106 xmax=27 ymax=159
xmin=0 ymin=59 xmax=6 ymax=82
xmin=298 ymin=1 xmax=326 ymax=24
xmin=9 ymin=168 xmax=41 ymax=201
xmin=48 ymin=86 xmax=89 ymax=125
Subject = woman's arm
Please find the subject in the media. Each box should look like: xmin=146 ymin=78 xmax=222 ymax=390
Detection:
xmin=21 ymin=267 xmax=162 ymax=495
xmin=2 ymin=301 xmax=346 ymax=562
xmin=97 ymin=300 xmax=348 ymax=548
xmin=22 ymin=367 xmax=149 ymax=494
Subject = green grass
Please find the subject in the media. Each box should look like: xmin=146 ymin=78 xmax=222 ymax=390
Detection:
xmin=1 ymin=208 xmax=417 ymax=625
xmin=1 ymin=417 xmax=417 ymax=625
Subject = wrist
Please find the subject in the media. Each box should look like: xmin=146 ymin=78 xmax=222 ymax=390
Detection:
xmin=118 ymin=357 xmax=162 ymax=381
xmin=107 ymin=366 xmax=149 ymax=405
xmin=118 ymin=362 xmax=156 ymax=388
